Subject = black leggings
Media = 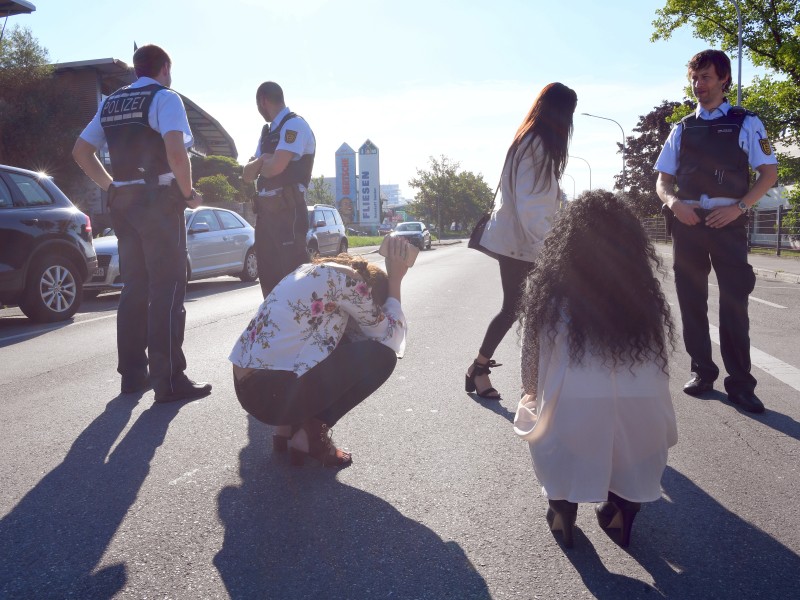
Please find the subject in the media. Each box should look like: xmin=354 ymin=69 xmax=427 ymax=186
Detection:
xmin=233 ymin=340 xmax=397 ymax=427
xmin=478 ymin=255 xmax=533 ymax=359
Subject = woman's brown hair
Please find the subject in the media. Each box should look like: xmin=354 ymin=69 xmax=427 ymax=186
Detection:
xmin=506 ymin=82 xmax=578 ymax=191
xmin=312 ymin=254 xmax=389 ymax=305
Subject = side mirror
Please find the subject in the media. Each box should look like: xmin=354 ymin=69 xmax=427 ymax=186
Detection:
xmin=189 ymin=222 xmax=211 ymax=235
xmin=314 ymin=219 xmax=326 ymax=228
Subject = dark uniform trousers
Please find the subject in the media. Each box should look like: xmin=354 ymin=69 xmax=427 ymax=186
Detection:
xmin=254 ymin=184 xmax=309 ymax=297
xmin=671 ymin=211 xmax=757 ymax=395
xmin=110 ymin=185 xmax=189 ymax=396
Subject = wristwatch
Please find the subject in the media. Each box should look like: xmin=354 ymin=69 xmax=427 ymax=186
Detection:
xmin=184 ymin=188 xmax=197 ymax=202
xmin=737 ymin=201 xmax=748 ymax=213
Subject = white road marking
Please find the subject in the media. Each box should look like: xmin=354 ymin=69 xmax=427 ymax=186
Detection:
xmin=169 ymin=468 xmax=200 ymax=485
xmin=710 ymin=325 xmax=800 ymax=392
xmin=0 ymin=313 xmax=116 ymax=343
xmin=748 ymin=296 xmax=787 ymax=309
xmin=707 ymin=283 xmax=787 ymax=309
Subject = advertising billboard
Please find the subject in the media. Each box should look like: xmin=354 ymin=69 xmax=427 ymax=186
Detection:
xmin=358 ymin=139 xmax=380 ymax=227
xmin=335 ymin=143 xmax=357 ymax=225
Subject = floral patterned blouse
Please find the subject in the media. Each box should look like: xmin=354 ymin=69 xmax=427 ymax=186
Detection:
xmin=229 ymin=262 xmax=406 ymax=376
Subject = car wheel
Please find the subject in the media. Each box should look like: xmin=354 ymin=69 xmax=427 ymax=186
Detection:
xmin=426 ymin=238 xmax=431 ymax=250
xmin=240 ymin=248 xmax=258 ymax=281
xmin=338 ymin=238 xmax=348 ymax=255
xmin=307 ymin=242 xmax=320 ymax=260
xmin=19 ymin=255 xmax=82 ymax=322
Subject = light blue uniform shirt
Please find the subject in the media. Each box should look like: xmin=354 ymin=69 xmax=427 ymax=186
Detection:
xmin=79 ymin=77 xmax=193 ymax=185
xmin=654 ymin=101 xmax=777 ymax=207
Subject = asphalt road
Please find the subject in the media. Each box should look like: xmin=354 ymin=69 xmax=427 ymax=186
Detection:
xmin=1 ymin=242 xmax=799 ymax=599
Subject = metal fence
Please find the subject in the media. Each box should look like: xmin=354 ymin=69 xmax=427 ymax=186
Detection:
xmin=641 ymin=208 xmax=799 ymax=255
xmin=748 ymin=207 xmax=799 ymax=254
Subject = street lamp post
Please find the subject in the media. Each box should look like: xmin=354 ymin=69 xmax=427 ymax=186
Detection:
xmin=582 ymin=112 xmax=626 ymax=189
xmin=568 ymin=155 xmax=591 ymax=191
xmin=562 ymin=173 xmax=576 ymax=201
xmin=732 ymin=0 xmax=743 ymax=106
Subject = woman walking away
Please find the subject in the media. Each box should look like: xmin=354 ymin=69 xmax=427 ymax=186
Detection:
xmin=466 ymin=82 xmax=578 ymax=400
xmin=230 ymin=236 xmax=410 ymax=468
xmin=514 ymin=191 xmax=678 ymax=549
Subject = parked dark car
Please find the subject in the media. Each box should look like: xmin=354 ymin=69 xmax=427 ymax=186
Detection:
xmin=392 ymin=221 xmax=432 ymax=250
xmin=84 ymin=207 xmax=258 ymax=295
xmin=0 ymin=164 xmax=97 ymax=322
xmin=307 ymin=204 xmax=348 ymax=258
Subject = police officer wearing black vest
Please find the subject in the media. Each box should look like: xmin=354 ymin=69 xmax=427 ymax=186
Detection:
xmin=243 ymin=81 xmax=316 ymax=298
xmin=656 ymin=49 xmax=777 ymax=413
xmin=73 ymin=44 xmax=212 ymax=403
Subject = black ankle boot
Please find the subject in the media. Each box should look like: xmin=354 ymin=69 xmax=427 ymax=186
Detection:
xmin=595 ymin=491 xmax=641 ymax=547
xmin=546 ymin=499 xmax=578 ymax=549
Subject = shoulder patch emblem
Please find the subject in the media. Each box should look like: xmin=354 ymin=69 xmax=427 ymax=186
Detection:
xmin=284 ymin=130 xmax=298 ymax=143
xmin=759 ymin=138 xmax=772 ymax=156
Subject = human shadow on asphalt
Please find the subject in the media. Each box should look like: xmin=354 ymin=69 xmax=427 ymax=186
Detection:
xmin=0 ymin=394 xmax=182 ymax=599
xmin=465 ymin=392 xmax=516 ymax=423
xmin=214 ymin=417 xmax=491 ymax=600
xmin=694 ymin=390 xmax=800 ymax=440
xmin=559 ymin=466 xmax=800 ymax=599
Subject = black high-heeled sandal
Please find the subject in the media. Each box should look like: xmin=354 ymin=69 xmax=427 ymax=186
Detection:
xmin=465 ymin=359 xmax=502 ymax=400
xmin=546 ymin=499 xmax=578 ymax=549
xmin=595 ymin=491 xmax=641 ymax=548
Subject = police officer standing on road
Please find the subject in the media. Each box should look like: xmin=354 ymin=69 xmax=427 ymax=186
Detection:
xmin=242 ymin=82 xmax=316 ymax=298
xmin=72 ymin=44 xmax=212 ymax=403
xmin=655 ymin=49 xmax=778 ymax=413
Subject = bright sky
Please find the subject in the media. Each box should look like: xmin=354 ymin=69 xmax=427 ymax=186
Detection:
xmin=18 ymin=0 xmax=763 ymax=199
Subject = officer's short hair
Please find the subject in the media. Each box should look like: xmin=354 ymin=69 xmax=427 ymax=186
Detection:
xmin=688 ymin=49 xmax=732 ymax=93
xmin=256 ymin=81 xmax=284 ymax=105
xmin=133 ymin=44 xmax=172 ymax=78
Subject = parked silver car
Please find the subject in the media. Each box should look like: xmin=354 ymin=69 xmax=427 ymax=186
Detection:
xmin=306 ymin=204 xmax=348 ymax=258
xmin=84 ymin=206 xmax=258 ymax=295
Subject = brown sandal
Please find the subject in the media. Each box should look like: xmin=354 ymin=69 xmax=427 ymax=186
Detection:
xmin=288 ymin=419 xmax=352 ymax=468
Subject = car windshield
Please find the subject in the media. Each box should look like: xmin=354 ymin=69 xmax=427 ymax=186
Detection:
xmin=396 ymin=223 xmax=421 ymax=232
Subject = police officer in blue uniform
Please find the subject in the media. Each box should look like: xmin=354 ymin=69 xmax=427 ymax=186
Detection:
xmin=656 ymin=49 xmax=778 ymax=413
xmin=73 ymin=44 xmax=212 ymax=403
xmin=243 ymin=81 xmax=316 ymax=297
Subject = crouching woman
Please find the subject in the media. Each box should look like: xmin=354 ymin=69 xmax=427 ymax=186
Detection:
xmin=229 ymin=236 xmax=410 ymax=467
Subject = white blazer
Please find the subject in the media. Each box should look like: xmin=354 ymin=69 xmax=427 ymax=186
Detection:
xmin=480 ymin=134 xmax=559 ymax=262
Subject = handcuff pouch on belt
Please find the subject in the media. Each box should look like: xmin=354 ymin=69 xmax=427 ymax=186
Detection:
xmin=255 ymin=186 xmax=296 ymax=216
xmin=661 ymin=203 xmax=674 ymax=237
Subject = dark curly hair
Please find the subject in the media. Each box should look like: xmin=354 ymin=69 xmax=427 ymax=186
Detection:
xmin=518 ymin=190 xmax=674 ymax=370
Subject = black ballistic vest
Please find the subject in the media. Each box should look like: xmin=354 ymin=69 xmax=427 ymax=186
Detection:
xmin=676 ymin=107 xmax=751 ymax=200
xmin=256 ymin=111 xmax=315 ymax=192
xmin=100 ymin=83 xmax=171 ymax=182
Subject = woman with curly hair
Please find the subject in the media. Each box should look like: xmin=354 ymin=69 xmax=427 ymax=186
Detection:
xmin=513 ymin=191 xmax=678 ymax=548
xmin=229 ymin=237 xmax=411 ymax=468
xmin=466 ymin=82 xmax=578 ymax=400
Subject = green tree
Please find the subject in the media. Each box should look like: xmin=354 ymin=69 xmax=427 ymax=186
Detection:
xmin=0 ymin=26 xmax=84 ymax=196
xmin=619 ymin=99 xmax=694 ymax=217
xmin=191 ymin=154 xmax=248 ymax=200
xmin=651 ymin=0 xmax=800 ymax=183
xmin=306 ymin=174 xmax=335 ymax=206
xmin=196 ymin=174 xmax=238 ymax=204
xmin=407 ymin=155 xmax=493 ymax=233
